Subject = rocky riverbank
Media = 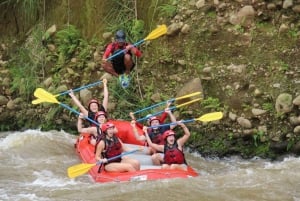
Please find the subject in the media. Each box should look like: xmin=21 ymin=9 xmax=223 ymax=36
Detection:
xmin=0 ymin=0 xmax=300 ymax=159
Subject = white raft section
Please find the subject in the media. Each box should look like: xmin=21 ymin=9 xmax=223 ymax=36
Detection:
xmin=124 ymin=143 xmax=161 ymax=170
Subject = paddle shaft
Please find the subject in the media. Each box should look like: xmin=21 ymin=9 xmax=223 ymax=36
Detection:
xmin=133 ymin=92 xmax=201 ymax=115
xmin=149 ymin=119 xmax=195 ymax=129
xmin=106 ymin=39 xmax=145 ymax=61
xmin=96 ymin=149 xmax=139 ymax=165
xmin=59 ymin=103 xmax=100 ymax=126
xmin=133 ymin=99 xmax=175 ymax=115
xmin=59 ymin=81 xmax=102 ymax=96
xmin=136 ymin=98 xmax=201 ymax=122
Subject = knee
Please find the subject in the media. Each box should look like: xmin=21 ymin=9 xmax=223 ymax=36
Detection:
xmin=124 ymin=54 xmax=132 ymax=60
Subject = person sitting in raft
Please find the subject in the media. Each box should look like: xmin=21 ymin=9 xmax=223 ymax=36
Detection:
xmin=95 ymin=122 xmax=140 ymax=172
xmin=129 ymin=101 xmax=171 ymax=130
xmin=144 ymin=121 xmax=190 ymax=171
xmin=69 ymin=78 xmax=108 ymax=127
xmin=77 ymin=111 xmax=108 ymax=145
xmin=130 ymin=106 xmax=177 ymax=165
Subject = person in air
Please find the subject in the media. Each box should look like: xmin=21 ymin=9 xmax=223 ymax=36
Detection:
xmin=102 ymin=30 xmax=142 ymax=88
xmin=144 ymin=121 xmax=190 ymax=171
xmin=95 ymin=122 xmax=140 ymax=172
xmin=69 ymin=78 xmax=108 ymax=127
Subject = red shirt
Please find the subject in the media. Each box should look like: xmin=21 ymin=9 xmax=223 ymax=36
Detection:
xmin=103 ymin=42 xmax=142 ymax=59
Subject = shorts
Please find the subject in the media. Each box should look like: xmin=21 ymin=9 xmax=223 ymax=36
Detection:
xmin=111 ymin=50 xmax=135 ymax=74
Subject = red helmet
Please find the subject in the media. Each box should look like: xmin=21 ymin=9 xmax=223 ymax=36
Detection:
xmin=163 ymin=130 xmax=175 ymax=140
xmin=88 ymin=99 xmax=100 ymax=109
xmin=94 ymin=111 xmax=107 ymax=121
xmin=101 ymin=122 xmax=115 ymax=132
xmin=149 ymin=116 xmax=160 ymax=124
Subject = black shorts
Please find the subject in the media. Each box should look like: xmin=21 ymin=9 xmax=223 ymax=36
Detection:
xmin=111 ymin=50 xmax=135 ymax=75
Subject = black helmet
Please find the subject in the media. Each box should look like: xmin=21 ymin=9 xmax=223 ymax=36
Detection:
xmin=115 ymin=30 xmax=126 ymax=42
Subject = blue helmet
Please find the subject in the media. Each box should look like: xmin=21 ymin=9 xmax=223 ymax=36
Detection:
xmin=115 ymin=30 xmax=126 ymax=42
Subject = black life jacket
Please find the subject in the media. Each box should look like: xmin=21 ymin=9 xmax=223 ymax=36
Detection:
xmin=94 ymin=126 xmax=104 ymax=153
xmin=148 ymin=127 xmax=167 ymax=145
xmin=101 ymin=136 xmax=122 ymax=163
xmin=163 ymin=142 xmax=186 ymax=165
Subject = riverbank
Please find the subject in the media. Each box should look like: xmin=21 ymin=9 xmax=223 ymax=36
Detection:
xmin=0 ymin=0 xmax=300 ymax=159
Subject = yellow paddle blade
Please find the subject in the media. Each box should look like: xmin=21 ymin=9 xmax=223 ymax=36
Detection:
xmin=144 ymin=24 xmax=167 ymax=41
xmin=32 ymin=98 xmax=44 ymax=105
xmin=67 ymin=163 xmax=96 ymax=178
xmin=32 ymin=88 xmax=59 ymax=104
xmin=176 ymin=98 xmax=202 ymax=108
xmin=32 ymin=94 xmax=59 ymax=104
xmin=175 ymin=92 xmax=201 ymax=101
xmin=197 ymin=112 xmax=223 ymax=122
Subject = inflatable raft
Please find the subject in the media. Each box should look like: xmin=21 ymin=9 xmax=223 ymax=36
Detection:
xmin=74 ymin=120 xmax=199 ymax=183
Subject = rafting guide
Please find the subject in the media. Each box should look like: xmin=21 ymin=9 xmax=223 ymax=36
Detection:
xmin=102 ymin=30 xmax=142 ymax=88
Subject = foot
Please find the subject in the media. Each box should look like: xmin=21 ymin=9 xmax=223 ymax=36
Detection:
xmin=118 ymin=74 xmax=130 ymax=88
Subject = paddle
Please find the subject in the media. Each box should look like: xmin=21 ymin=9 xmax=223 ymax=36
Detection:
xmin=106 ymin=24 xmax=168 ymax=61
xmin=149 ymin=112 xmax=223 ymax=129
xmin=133 ymin=91 xmax=201 ymax=115
xmin=67 ymin=149 xmax=139 ymax=179
xmin=136 ymin=98 xmax=202 ymax=122
xmin=32 ymin=88 xmax=100 ymax=125
xmin=32 ymin=81 xmax=102 ymax=105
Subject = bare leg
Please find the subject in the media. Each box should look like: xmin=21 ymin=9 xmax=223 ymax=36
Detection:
xmin=122 ymin=157 xmax=140 ymax=171
xmin=151 ymin=153 xmax=163 ymax=165
xmin=104 ymin=162 xmax=136 ymax=172
xmin=102 ymin=62 xmax=119 ymax=77
xmin=123 ymin=54 xmax=134 ymax=74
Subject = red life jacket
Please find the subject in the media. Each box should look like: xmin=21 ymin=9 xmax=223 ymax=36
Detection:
xmin=148 ymin=128 xmax=165 ymax=145
xmin=163 ymin=142 xmax=186 ymax=165
xmin=94 ymin=126 xmax=104 ymax=153
xmin=101 ymin=136 xmax=122 ymax=163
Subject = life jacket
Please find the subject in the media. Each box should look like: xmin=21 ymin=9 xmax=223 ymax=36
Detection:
xmin=163 ymin=142 xmax=186 ymax=165
xmin=101 ymin=136 xmax=122 ymax=163
xmin=148 ymin=127 xmax=169 ymax=145
xmin=94 ymin=126 xmax=104 ymax=152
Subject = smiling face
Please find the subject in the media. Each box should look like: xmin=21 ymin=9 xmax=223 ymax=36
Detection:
xmin=89 ymin=102 xmax=99 ymax=113
xmin=166 ymin=134 xmax=175 ymax=144
xmin=106 ymin=126 xmax=115 ymax=137
xmin=150 ymin=119 xmax=160 ymax=126
xmin=96 ymin=115 xmax=107 ymax=124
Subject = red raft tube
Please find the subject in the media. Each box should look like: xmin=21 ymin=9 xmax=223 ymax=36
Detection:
xmin=74 ymin=120 xmax=199 ymax=183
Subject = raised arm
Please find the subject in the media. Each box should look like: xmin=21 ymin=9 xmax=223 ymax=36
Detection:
xmin=143 ymin=127 xmax=164 ymax=152
xmin=102 ymin=78 xmax=108 ymax=112
xmin=159 ymin=101 xmax=172 ymax=123
xmin=165 ymin=106 xmax=177 ymax=130
xmin=77 ymin=114 xmax=95 ymax=134
xmin=176 ymin=121 xmax=190 ymax=147
xmin=129 ymin=112 xmax=144 ymax=129
xmin=69 ymin=90 xmax=88 ymax=116
xmin=130 ymin=120 xmax=146 ymax=141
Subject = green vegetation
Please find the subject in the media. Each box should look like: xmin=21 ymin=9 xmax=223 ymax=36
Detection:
xmin=8 ymin=25 xmax=45 ymax=100
xmin=201 ymin=97 xmax=222 ymax=111
xmin=253 ymin=130 xmax=265 ymax=147
xmin=158 ymin=3 xmax=177 ymax=18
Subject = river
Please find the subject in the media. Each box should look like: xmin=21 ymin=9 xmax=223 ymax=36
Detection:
xmin=0 ymin=130 xmax=299 ymax=201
